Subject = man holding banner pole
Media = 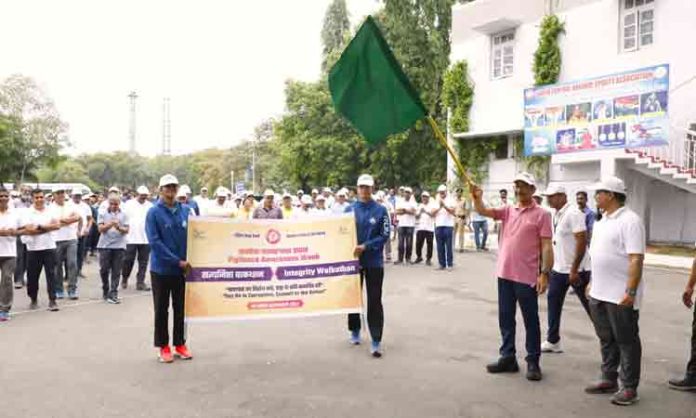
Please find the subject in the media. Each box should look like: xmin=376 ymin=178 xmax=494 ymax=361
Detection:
xmin=145 ymin=174 xmax=192 ymax=364
xmin=345 ymin=174 xmax=390 ymax=358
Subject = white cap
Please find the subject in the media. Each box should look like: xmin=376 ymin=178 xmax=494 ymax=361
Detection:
xmin=180 ymin=185 xmax=192 ymax=195
xmin=108 ymin=186 xmax=120 ymax=193
xmin=404 ymin=187 xmax=413 ymax=194
xmin=336 ymin=190 xmax=347 ymax=197
xmin=282 ymin=192 xmax=292 ymax=199
xmin=311 ymin=188 xmax=319 ymax=194
xmin=357 ymin=174 xmax=374 ymax=187
xmin=136 ymin=186 xmax=150 ymax=195
xmin=70 ymin=188 xmax=83 ymax=196
xmin=398 ymin=186 xmax=405 ymax=191
xmin=437 ymin=184 xmax=447 ymax=192
xmin=301 ymin=195 xmax=312 ymax=205
xmin=297 ymin=190 xmax=304 ymax=195
xmin=263 ymin=189 xmax=275 ymax=197
xmin=316 ymin=194 xmax=326 ymax=201
xmin=590 ymin=176 xmax=627 ymax=194
xmin=323 ymin=187 xmax=332 ymax=193
xmin=201 ymin=187 xmax=208 ymax=192
xmin=514 ymin=172 xmax=536 ymax=187
xmin=214 ymin=187 xmax=227 ymax=198
xmin=422 ymin=191 xmax=430 ymax=197
xmin=542 ymin=184 xmax=566 ymax=196
xmin=533 ymin=190 xmax=543 ymax=198
xmin=176 ymin=188 xmax=187 ymax=198
xmin=52 ymin=186 xmax=66 ymax=193
xmin=159 ymin=174 xmax=179 ymax=188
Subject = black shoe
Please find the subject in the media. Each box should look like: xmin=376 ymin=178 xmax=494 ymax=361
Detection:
xmin=585 ymin=380 xmax=619 ymax=394
xmin=14 ymin=282 xmax=23 ymax=289
xmin=669 ymin=375 xmax=696 ymax=391
xmin=526 ymin=362 xmax=542 ymax=381
xmin=426 ymin=260 xmax=432 ymax=266
xmin=29 ymin=299 xmax=38 ymax=310
xmin=486 ymin=357 xmax=519 ymax=374
xmin=136 ymin=283 xmax=151 ymax=291
xmin=393 ymin=260 xmax=403 ymax=265
xmin=48 ymin=300 xmax=59 ymax=312
xmin=121 ymin=280 xmax=128 ymax=290
xmin=413 ymin=258 xmax=423 ymax=264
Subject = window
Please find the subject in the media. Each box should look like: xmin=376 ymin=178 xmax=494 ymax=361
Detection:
xmin=491 ymin=31 xmax=515 ymax=79
xmin=621 ymin=0 xmax=655 ymax=52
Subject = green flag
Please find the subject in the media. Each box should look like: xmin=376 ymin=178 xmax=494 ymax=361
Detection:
xmin=328 ymin=16 xmax=427 ymax=144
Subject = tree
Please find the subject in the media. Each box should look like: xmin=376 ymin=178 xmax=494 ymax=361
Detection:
xmin=0 ymin=114 xmax=25 ymax=186
xmin=0 ymin=75 xmax=68 ymax=182
xmin=321 ymin=0 xmax=351 ymax=73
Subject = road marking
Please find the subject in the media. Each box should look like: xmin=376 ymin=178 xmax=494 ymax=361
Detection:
xmin=10 ymin=292 xmax=151 ymax=316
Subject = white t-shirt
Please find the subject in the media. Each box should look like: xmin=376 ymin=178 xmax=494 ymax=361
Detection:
xmin=123 ymin=199 xmax=153 ymax=245
xmin=204 ymin=201 xmax=237 ymax=218
xmin=74 ymin=201 xmax=93 ymax=236
xmin=415 ymin=202 xmax=437 ymax=232
xmin=21 ymin=207 xmax=58 ymax=251
xmin=552 ymin=204 xmax=590 ymax=274
xmin=396 ymin=199 xmax=417 ymax=228
xmin=311 ymin=207 xmax=330 ymax=218
xmin=330 ymin=201 xmax=350 ymax=215
xmin=434 ymin=195 xmax=456 ymax=228
xmin=49 ymin=202 xmax=80 ymax=242
xmin=293 ymin=209 xmax=313 ymax=220
xmin=0 ymin=209 xmax=20 ymax=257
xmin=589 ymin=207 xmax=646 ymax=309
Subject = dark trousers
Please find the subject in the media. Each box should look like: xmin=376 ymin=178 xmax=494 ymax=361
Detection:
xmin=589 ymin=297 xmax=642 ymax=389
xmin=397 ymin=227 xmax=414 ymax=262
xmin=26 ymin=249 xmax=57 ymax=302
xmin=122 ymin=244 xmax=150 ymax=284
xmin=151 ymin=272 xmax=186 ymax=347
xmin=546 ymin=270 xmax=592 ymax=344
xmin=99 ymin=249 xmax=125 ymax=299
xmin=88 ymin=224 xmax=100 ymax=254
xmin=687 ymin=304 xmax=696 ymax=376
xmin=415 ymin=230 xmax=433 ymax=261
xmin=77 ymin=236 xmax=87 ymax=274
xmin=348 ymin=268 xmax=384 ymax=343
xmin=14 ymin=238 xmax=27 ymax=285
xmin=435 ymin=226 xmax=454 ymax=268
xmin=472 ymin=220 xmax=488 ymax=250
xmin=498 ymin=278 xmax=541 ymax=364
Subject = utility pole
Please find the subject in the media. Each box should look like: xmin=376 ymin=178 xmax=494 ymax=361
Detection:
xmin=251 ymin=138 xmax=256 ymax=193
xmin=161 ymin=97 xmax=171 ymax=156
xmin=128 ymin=91 xmax=138 ymax=154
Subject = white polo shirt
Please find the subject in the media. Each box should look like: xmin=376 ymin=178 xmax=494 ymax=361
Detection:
xmin=73 ymin=201 xmax=93 ymax=236
xmin=0 ymin=209 xmax=20 ymax=257
xmin=123 ymin=198 xmax=153 ymax=245
xmin=49 ymin=201 xmax=80 ymax=242
xmin=21 ymin=207 xmax=58 ymax=251
xmin=396 ymin=199 xmax=417 ymax=228
xmin=415 ymin=202 xmax=437 ymax=232
xmin=589 ymin=207 xmax=646 ymax=309
xmin=434 ymin=195 xmax=456 ymax=228
xmin=552 ymin=203 xmax=590 ymax=274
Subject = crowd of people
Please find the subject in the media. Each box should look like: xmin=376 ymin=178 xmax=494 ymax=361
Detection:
xmin=0 ymin=170 xmax=695 ymax=406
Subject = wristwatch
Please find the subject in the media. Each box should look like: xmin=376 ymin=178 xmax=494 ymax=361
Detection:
xmin=626 ymin=288 xmax=637 ymax=297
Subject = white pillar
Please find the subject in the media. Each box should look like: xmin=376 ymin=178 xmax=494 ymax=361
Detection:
xmin=446 ymin=108 xmax=456 ymax=186
xmin=600 ymin=155 xmax=616 ymax=179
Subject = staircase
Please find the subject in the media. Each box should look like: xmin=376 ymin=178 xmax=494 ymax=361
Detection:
xmin=625 ymin=125 xmax=696 ymax=192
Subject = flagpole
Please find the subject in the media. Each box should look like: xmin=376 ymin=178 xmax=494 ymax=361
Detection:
xmin=425 ymin=115 xmax=474 ymax=188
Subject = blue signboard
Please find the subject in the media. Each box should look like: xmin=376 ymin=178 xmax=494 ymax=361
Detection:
xmin=523 ymin=64 xmax=669 ymax=156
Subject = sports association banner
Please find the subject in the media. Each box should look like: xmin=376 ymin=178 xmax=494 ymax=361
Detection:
xmin=185 ymin=215 xmax=362 ymax=322
xmin=523 ymin=64 xmax=669 ymax=156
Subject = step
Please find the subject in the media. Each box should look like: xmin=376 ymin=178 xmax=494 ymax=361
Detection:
xmin=688 ymin=177 xmax=696 ymax=185
xmin=633 ymin=156 xmax=652 ymax=165
xmin=673 ymin=172 xmax=693 ymax=180
xmin=647 ymin=161 xmax=664 ymax=169
xmin=660 ymin=167 xmax=678 ymax=176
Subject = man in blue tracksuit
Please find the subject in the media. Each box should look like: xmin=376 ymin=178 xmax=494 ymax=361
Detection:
xmin=145 ymin=174 xmax=193 ymax=364
xmin=345 ymin=174 xmax=390 ymax=358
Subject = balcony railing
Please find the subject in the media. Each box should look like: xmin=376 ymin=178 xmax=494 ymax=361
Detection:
xmin=628 ymin=125 xmax=696 ymax=176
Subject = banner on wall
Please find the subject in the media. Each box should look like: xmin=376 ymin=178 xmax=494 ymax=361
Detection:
xmin=523 ymin=64 xmax=670 ymax=156
xmin=184 ymin=215 xmax=362 ymax=322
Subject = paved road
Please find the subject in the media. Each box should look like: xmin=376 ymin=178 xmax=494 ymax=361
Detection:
xmin=3 ymin=251 xmax=695 ymax=418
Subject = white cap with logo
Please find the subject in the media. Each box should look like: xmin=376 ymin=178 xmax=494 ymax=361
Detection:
xmin=590 ymin=176 xmax=627 ymax=194
xmin=301 ymin=195 xmax=313 ymax=205
xmin=422 ymin=191 xmax=430 ymax=197
xmin=542 ymin=183 xmax=566 ymax=196
xmin=159 ymin=174 xmax=179 ymax=188
xmin=357 ymin=174 xmax=374 ymax=187
xmin=437 ymin=184 xmax=447 ymax=193
xmin=136 ymin=186 xmax=150 ymax=195
xmin=514 ymin=172 xmax=536 ymax=187
xmin=70 ymin=188 xmax=83 ymax=196
xmin=263 ymin=189 xmax=275 ymax=197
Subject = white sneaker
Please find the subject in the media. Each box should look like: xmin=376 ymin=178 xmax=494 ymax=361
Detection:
xmin=541 ymin=341 xmax=563 ymax=353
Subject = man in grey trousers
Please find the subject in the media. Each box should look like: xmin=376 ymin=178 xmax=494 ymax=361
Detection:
xmin=0 ymin=187 xmax=20 ymax=321
xmin=49 ymin=188 xmax=81 ymax=300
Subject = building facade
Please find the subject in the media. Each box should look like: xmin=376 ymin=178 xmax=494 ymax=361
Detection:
xmin=449 ymin=0 xmax=696 ymax=244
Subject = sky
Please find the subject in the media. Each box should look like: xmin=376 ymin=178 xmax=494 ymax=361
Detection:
xmin=0 ymin=0 xmax=380 ymax=156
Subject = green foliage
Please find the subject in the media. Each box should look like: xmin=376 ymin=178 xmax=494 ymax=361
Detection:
xmin=442 ymin=61 xmax=473 ymax=133
xmin=321 ymin=0 xmax=351 ymax=73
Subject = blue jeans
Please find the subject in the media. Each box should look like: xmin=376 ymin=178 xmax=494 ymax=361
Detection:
xmin=435 ymin=226 xmax=454 ymax=268
xmin=472 ymin=220 xmax=488 ymax=250
xmin=498 ymin=278 xmax=541 ymax=364
xmin=547 ymin=270 xmax=591 ymax=344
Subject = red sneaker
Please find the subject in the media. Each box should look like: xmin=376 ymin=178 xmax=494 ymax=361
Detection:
xmin=174 ymin=345 xmax=193 ymax=360
xmin=158 ymin=346 xmax=174 ymax=363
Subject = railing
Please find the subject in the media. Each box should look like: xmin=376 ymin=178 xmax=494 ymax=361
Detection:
xmin=630 ymin=126 xmax=696 ymax=176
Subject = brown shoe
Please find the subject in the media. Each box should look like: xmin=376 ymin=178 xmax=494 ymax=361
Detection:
xmin=585 ymin=380 xmax=618 ymax=394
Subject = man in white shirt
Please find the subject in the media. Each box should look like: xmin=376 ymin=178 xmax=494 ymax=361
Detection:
xmin=311 ymin=195 xmax=330 ymax=218
xmin=540 ymin=184 xmax=591 ymax=354
xmin=71 ymin=189 xmax=93 ymax=279
xmin=375 ymin=192 xmax=394 ymax=262
xmin=0 ymin=187 xmax=20 ymax=321
xmin=584 ymin=176 xmax=645 ymax=406
xmin=322 ymin=187 xmax=335 ymax=208
xmin=432 ymin=185 xmax=456 ymax=270
xmin=121 ymin=186 xmax=153 ymax=291
xmin=395 ymin=187 xmax=417 ymax=264
xmin=330 ymin=190 xmax=350 ymax=215
xmin=13 ymin=186 xmax=32 ymax=290
xmin=414 ymin=191 xmax=436 ymax=266
xmin=50 ymin=187 xmax=81 ymax=300
xmin=193 ymin=187 xmax=210 ymax=212
xmin=293 ymin=195 xmax=314 ymax=219
xmin=19 ymin=189 xmax=61 ymax=311
xmin=206 ymin=187 xmax=237 ymax=218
